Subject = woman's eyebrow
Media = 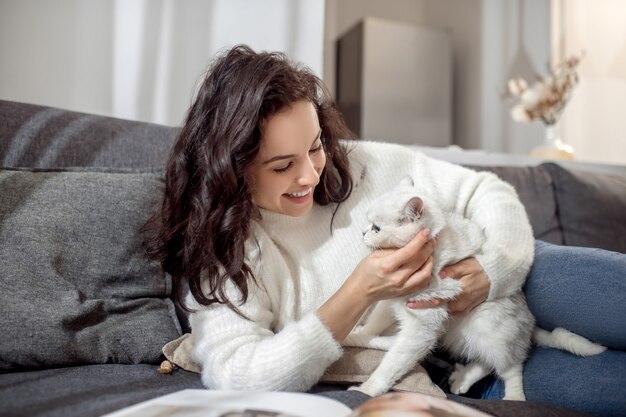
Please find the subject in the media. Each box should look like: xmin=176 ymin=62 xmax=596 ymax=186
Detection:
xmin=262 ymin=129 xmax=322 ymax=165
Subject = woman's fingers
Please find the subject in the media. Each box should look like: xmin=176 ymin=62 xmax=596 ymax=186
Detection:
xmin=358 ymin=229 xmax=437 ymax=302
xmin=403 ymin=255 xmax=434 ymax=291
xmin=378 ymin=231 xmax=435 ymax=298
xmin=406 ymin=298 xmax=443 ymax=309
xmin=355 ymin=392 xmax=493 ymax=417
xmin=383 ymin=256 xmax=434 ymax=300
xmin=443 ymin=258 xmax=490 ymax=315
xmin=383 ymin=229 xmax=434 ymax=273
xmin=404 ymin=257 xmax=491 ymax=313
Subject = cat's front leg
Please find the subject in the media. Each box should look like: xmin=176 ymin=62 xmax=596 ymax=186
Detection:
xmin=344 ymin=300 xmax=395 ymax=348
xmin=342 ymin=332 xmax=398 ymax=350
xmin=351 ymin=308 xmax=446 ymax=396
xmin=343 ymin=332 xmax=374 ymax=348
xmin=359 ymin=300 xmax=395 ymax=336
xmin=448 ymin=362 xmax=492 ymax=395
xmin=350 ymin=374 xmax=394 ymax=397
xmin=351 ymin=333 xmax=439 ymax=396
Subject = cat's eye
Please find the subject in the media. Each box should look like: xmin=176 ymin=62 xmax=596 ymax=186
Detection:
xmin=371 ymin=224 xmax=380 ymax=233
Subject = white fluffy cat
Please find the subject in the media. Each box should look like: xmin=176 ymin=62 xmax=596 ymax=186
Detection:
xmin=345 ymin=176 xmax=606 ymax=399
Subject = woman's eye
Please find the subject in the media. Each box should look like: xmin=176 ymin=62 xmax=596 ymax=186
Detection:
xmin=372 ymin=224 xmax=380 ymax=233
xmin=309 ymin=144 xmax=323 ymax=154
xmin=273 ymin=162 xmax=293 ymax=173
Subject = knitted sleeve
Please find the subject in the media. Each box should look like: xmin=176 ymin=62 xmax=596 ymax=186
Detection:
xmin=409 ymin=151 xmax=535 ymax=300
xmin=187 ymin=233 xmax=343 ymax=392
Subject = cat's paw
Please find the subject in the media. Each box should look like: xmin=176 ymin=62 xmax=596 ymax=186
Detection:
xmin=347 ymin=384 xmax=372 ymax=396
xmin=351 ymin=379 xmax=388 ymax=397
xmin=449 ymin=363 xmax=472 ymax=395
xmin=367 ymin=335 xmax=396 ymax=350
xmin=503 ymin=391 xmax=526 ymax=401
xmin=343 ymin=332 xmax=374 ymax=348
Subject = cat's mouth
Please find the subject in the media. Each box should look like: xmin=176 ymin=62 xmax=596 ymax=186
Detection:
xmin=363 ymin=237 xmax=395 ymax=251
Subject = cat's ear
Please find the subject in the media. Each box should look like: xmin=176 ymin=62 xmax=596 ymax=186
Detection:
xmin=403 ymin=197 xmax=424 ymax=220
xmin=398 ymin=176 xmax=414 ymax=188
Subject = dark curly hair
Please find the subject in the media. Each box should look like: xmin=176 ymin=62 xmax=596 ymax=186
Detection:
xmin=144 ymin=45 xmax=356 ymax=315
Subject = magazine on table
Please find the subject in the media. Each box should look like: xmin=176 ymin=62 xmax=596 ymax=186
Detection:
xmin=101 ymin=389 xmax=352 ymax=417
xmin=101 ymin=388 xmax=491 ymax=417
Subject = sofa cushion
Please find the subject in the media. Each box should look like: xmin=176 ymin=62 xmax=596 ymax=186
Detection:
xmin=542 ymin=163 xmax=626 ymax=253
xmin=162 ymin=334 xmax=447 ymax=398
xmin=467 ymin=165 xmax=563 ymax=245
xmin=0 ymin=364 xmax=203 ymax=417
xmin=0 ymin=169 xmax=181 ymax=371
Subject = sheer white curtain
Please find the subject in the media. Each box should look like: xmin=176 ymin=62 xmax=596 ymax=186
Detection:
xmin=556 ymin=0 xmax=626 ymax=165
xmin=113 ymin=0 xmax=325 ymax=125
xmin=0 ymin=0 xmax=325 ymax=126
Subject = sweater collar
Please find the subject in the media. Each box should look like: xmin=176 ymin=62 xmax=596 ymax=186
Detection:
xmin=257 ymin=206 xmax=315 ymax=229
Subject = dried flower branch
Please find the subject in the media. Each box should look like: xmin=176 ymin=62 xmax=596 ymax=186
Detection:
xmin=507 ymin=54 xmax=582 ymax=125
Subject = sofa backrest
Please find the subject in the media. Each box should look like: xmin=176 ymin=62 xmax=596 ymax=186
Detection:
xmin=2 ymin=100 xmax=625 ymax=253
xmin=468 ymin=165 xmax=563 ymax=246
xmin=0 ymin=100 xmax=178 ymax=171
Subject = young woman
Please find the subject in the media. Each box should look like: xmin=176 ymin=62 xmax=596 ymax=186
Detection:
xmin=146 ymin=45 xmax=626 ymax=417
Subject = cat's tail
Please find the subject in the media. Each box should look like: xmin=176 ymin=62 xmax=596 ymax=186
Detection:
xmin=533 ymin=327 xmax=607 ymax=356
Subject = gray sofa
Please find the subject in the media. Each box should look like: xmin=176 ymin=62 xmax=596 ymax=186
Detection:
xmin=1 ymin=99 xmax=625 ymax=417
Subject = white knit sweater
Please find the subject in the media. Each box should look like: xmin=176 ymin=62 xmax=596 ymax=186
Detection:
xmin=188 ymin=140 xmax=534 ymax=392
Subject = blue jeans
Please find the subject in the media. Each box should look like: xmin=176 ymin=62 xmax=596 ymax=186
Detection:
xmin=478 ymin=241 xmax=626 ymax=417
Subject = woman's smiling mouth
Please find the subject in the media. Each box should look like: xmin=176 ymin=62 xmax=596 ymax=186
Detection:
xmin=286 ymin=188 xmax=311 ymax=197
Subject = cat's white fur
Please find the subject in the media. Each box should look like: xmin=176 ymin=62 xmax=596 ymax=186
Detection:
xmin=345 ymin=176 xmax=606 ymax=399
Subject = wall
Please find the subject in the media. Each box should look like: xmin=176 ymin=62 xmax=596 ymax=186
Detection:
xmin=424 ymin=0 xmax=550 ymax=154
xmin=3 ymin=0 xmax=622 ymax=164
xmin=420 ymin=0 xmax=484 ymax=151
xmin=557 ymin=0 xmax=626 ymax=165
xmin=0 ymin=0 xmax=325 ymax=126
xmin=495 ymin=0 xmax=550 ymax=155
xmin=0 ymin=1 xmax=114 ymax=119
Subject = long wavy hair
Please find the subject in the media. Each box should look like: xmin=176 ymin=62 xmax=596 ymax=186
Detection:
xmin=144 ymin=45 xmax=356 ymax=315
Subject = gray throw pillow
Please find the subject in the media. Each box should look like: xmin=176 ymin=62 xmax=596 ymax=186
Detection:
xmin=542 ymin=163 xmax=626 ymax=253
xmin=0 ymin=169 xmax=181 ymax=371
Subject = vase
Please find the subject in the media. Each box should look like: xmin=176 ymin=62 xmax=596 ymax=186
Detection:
xmin=529 ymin=124 xmax=575 ymax=160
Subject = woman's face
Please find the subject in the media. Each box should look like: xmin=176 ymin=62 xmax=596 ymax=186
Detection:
xmin=248 ymin=100 xmax=326 ymax=217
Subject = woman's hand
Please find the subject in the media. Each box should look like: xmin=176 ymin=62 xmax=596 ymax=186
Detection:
xmin=318 ymin=229 xmax=435 ymax=341
xmin=406 ymin=257 xmax=490 ymax=315
xmin=352 ymin=228 xmax=436 ymax=303
xmin=353 ymin=392 xmax=492 ymax=417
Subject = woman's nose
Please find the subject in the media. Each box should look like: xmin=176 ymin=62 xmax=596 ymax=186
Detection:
xmin=297 ymin=158 xmax=320 ymax=186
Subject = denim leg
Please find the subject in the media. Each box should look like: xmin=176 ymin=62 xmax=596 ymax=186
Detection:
xmin=479 ymin=241 xmax=626 ymax=417
xmin=523 ymin=347 xmax=626 ymax=417
xmin=524 ymin=240 xmax=626 ymax=349
xmin=479 ymin=348 xmax=626 ymax=417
